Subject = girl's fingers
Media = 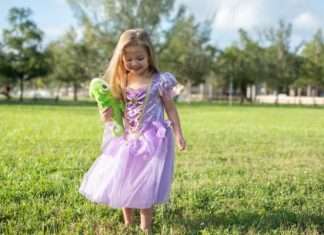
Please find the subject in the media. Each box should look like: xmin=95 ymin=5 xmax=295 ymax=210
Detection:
xmin=102 ymin=107 xmax=112 ymax=114
xmin=102 ymin=108 xmax=113 ymax=117
xmin=181 ymin=140 xmax=186 ymax=151
xmin=100 ymin=108 xmax=113 ymax=122
xmin=177 ymin=139 xmax=186 ymax=151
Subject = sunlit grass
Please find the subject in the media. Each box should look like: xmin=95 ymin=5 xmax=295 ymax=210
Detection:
xmin=0 ymin=103 xmax=323 ymax=234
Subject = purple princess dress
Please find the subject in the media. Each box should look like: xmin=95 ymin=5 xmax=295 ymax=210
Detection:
xmin=79 ymin=72 xmax=177 ymax=209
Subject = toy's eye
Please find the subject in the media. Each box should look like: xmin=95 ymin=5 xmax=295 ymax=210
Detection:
xmin=102 ymin=84 xmax=108 ymax=89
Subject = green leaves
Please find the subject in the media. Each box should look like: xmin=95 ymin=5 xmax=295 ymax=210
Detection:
xmin=298 ymin=30 xmax=324 ymax=90
xmin=1 ymin=7 xmax=49 ymax=101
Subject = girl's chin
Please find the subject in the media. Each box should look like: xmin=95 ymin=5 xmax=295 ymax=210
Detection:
xmin=128 ymin=69 xmax=146 ymax=76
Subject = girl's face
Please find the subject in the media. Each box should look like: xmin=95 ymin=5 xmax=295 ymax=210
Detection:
xmin=122 ymin=45 xmax=150 ymax=76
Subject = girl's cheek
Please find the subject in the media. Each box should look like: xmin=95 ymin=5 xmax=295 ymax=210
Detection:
xmin=125 ymin=63 xmax=132 ymax=70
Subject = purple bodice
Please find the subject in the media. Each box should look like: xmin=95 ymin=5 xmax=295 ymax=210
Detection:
xmin=125 ymin=87 xmax=147 ymax=131
xmin=124 ymin=72 xmax=177 ymax=137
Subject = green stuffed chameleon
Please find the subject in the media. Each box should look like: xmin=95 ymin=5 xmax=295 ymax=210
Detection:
xmin=89 ymin=78 xmax=125 ymax=136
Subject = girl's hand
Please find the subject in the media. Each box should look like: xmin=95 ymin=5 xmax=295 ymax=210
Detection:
xmin=176 ymin=135 xmax=186 ymax=151
xmin=100 ymin=108 xmax=113 ymax=122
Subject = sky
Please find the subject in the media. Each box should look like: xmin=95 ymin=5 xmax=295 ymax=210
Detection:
xmin=1 ymin=0 xmax=324 ymax=49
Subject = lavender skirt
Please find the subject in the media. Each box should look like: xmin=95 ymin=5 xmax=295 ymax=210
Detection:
xmin=79 ymin=120 xmax=175 ymax=209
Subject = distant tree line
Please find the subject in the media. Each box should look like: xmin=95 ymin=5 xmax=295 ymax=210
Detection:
xmin=0 ymin=0 xmax=324 ymax=103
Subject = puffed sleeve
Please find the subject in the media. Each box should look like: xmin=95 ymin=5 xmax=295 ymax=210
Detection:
xmin=158 ymin=72 xmax=177 ymax=98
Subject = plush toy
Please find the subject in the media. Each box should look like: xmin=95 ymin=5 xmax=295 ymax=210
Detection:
xmin=89 ymin=78 xmax=125 ymax=136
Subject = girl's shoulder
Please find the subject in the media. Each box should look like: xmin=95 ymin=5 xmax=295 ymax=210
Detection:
xmin=156 ymin=72 xmax=177 ymax=89
xmin=155 ymin=72 xmax=177 ymax=96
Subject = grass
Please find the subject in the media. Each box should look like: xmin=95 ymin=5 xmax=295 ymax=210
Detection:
xmin=0 ymin=102 xmax=323 ymax=234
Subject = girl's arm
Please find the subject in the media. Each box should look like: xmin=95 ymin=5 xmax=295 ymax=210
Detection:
xmin=161 ymin=94 xmax=186 ymax=151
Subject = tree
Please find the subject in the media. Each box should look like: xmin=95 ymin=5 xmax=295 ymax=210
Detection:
xmin=2 ymin=7 xmax=49 ymax=101
xmin=65 ymin=0 xmax=216 ymax=86
xmin=48 ymin=29 xmax=93 ymax=101
xmin=159 ymin=9 xmax=217 ymax=85
xmin=298 ymin=29 xmax=324 ymax=95
xmin=66 ymin=0 xmax=175 ymax=41
xmin=216 ymin=29 xmax=265 ymax=103
xmin=0 ymin=43 xmax=15 ymax=99
xmin=262 ymin=20 xmax=303 ymax=102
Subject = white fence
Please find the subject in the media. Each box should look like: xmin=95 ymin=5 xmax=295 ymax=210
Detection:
xmin=256 ymin=95 xmax=324 ymax=105
xmin=6 ymin=83 xmax=324 ymax=105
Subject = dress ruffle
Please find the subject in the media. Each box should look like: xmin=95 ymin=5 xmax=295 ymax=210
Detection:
xmin=123 ymin=119 xmax=173 ymax=159
xmin=158 ymin=72 xmax=177 ymax=98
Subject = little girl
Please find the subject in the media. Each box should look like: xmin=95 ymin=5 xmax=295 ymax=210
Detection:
xmin=79 ymin=28 xmax=186 ymax=233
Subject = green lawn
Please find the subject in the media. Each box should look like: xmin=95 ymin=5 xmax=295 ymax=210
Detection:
xmin=0 ymin=103 xmax=324 ymax=234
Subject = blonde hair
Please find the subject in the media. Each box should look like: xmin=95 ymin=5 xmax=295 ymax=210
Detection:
xmin=103 ymin=28 xmax=159 ymax=101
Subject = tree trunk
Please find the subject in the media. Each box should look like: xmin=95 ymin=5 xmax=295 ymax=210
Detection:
xmin=73 ymin=83 xmax=78 ymax=101
xmin=55 ymin=82 xmax=62 ymax=103
xmin=275 ymin=92 xmax=279 ymax=105
xmin=312 ymin=87 xmax=316 ymax=106
xmin=240 ymin=84 xmax=247 ymax=104
xmin=240 ymin=94 xmax=244 ymax=104
xmin=183 ymin=80 xmax=192 ymax=103
xmin=19 ymin=78 xmax=24 ymax=102
xmin=0 ymin=85 xmax=11 ymax=100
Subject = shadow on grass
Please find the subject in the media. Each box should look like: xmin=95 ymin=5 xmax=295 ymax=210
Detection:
xmin=170 ymin=209 xmax=324 ymax=234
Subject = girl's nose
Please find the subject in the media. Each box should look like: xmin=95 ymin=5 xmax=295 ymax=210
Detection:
xmin=130 ymin=61 xmax=140 ymax=68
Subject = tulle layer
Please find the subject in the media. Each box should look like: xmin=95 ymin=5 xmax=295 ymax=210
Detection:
xmin=79 ymin=120 xmax=175 ymax=209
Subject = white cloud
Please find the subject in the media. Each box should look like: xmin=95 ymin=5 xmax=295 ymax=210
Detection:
xmin=175 ymin=0 xmax=216 ymax=22
xmin=53 ymin=0 xmax=68 ymax=7
xmin=176 ymin=0 xmax=324 ymax=48
xmin=42 ymin=25 xmax=83 ymax=44
xmin=213 ymin=0 xmax=265 ymax=31
xmin=293 ymin=12 xmax=321 ymax=31
xmin=44 ymin=26 xmax=65 ymax=38
xmin=177 ymin=0 xmax=269 ymax=31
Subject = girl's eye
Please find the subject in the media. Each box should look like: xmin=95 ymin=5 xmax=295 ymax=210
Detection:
xmin=137 ymin=58 xmax=144 ymax=61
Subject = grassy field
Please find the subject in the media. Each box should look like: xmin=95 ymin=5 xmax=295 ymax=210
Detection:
xmin=0 ymin=103 xmax=324 ymax=234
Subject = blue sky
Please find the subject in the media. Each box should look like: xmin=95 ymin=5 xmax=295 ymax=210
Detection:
xmin=1 ymin=0 xmax=324 ymax=48
xmin=0 ymin=0 xmax=77 ymax=42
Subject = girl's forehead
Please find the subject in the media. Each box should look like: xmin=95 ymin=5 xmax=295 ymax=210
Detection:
xmin=123 ymin=45 xmax=147 ymax=56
